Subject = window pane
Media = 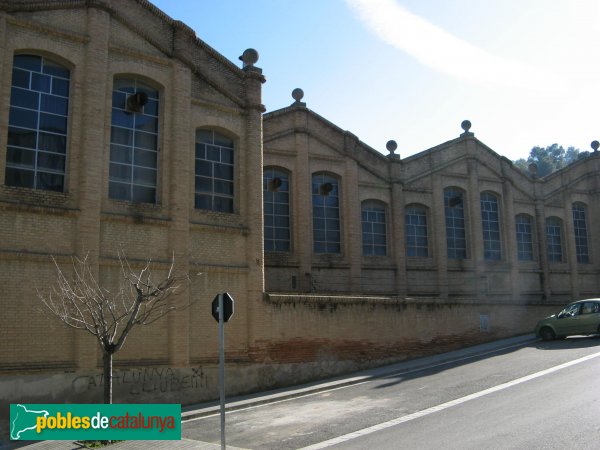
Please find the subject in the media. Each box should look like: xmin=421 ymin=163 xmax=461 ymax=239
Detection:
xmin=132 ymin=186 xmax=155 ymax=203
xmin=39 ymin=113 xmax=67 ymax=134
xmin=573 ymin=204 xmax=589 ymax=264
xmin=195 ymin=176 xmax=212 ymax=193
xmin=36 ymin=172 xmax=63 ymax=191
xmin=12 ymin=68 xmax=30 ymax=89
xmin=8 ymin=127 xmax=36 ymax=149
xmin=42 ymin=59 xmax=70 ymax=78
xmin=11 ymin=87 xmax=38 ymax=109
xmin=111 ymin=127 xmax=133 ymax=146
xmin=195 ymin=194 xmax=211 ymax=210
xmin=133 ymin=167 xmax=156 ymax=186
xmin=110 ymin=144 xmax=132 ymax=164
xmin=195 ymin=130 xmax=234 ymax=212
xmin=6 ymin=55 xmax=69 ymax=192
xmin=9 ymin=107 xmax=37 ymax=129
xmin=37 ymin=152 xmax=65 ymax=171
xmin=109 ymin=181 xmax=129 ymax=200
xmin=52 ymin=77 xmax=69 ymax=97
xmin=6 ymin=147 xmax=35 ymax=167
xmin=39 ymin=132 xmax=66 ymax=153
xmin=445 ymin=189 xmax=466 ymax=259
xmin=405 ymin=205 xmax=428 ymax=258
xmin=111 ymin=108 xmax=134 ymax=128
xmin=313 ymin=174 xmax=340 ymax=254
xmin=134 ymin=130 xmax=157 ymax=150
xmin=134 ymin=148 xmax=157 ymax=168
xmin=196 ymin=161 xmax=212 ymax=176
xmin=5 ymin=167 xmax=35 ymax=188
xmin=40 ymin=94 xmax=68 ymax=115
xmin=214 ymin=196 xmax=233 ymax=212
xmin=109 ymin=163 xmax=131 ymax=182
xmin=14 ymin=55 xmax=42 ymax=72
xmin=134 ymin=114 xmax=158 ymax=132
xmin=31 ymin=72 xmax=51 ymax=93
xmin=109 ymin=78 xmax=160 ymax=202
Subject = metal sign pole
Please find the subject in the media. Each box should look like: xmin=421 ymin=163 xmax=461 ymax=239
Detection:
xmin=218 ymin=293 xmax=226 ymax=450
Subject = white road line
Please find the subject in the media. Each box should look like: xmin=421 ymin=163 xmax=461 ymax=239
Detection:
xmin=299 ymin=350 xmax=600 ymax=449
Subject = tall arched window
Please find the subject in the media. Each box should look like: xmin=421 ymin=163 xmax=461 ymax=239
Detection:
xmin=109 ymin=78 xmax=159 ymax=203
xmin=480 ymin=192 xmax=501 ymax=260
xmin=545 ymin=217 xmax=563 ymax=263
xmin=361 ymin=200 xmax=387 ymax=256
xmin=405 ymin=204 xmax=429 ymax=257
xmin=264 ymin=168 xmax=290 ymax=252
xmin=515 ymin=214 xmax=534 ymax=261
xmin=195 ymin=129 xmax=234 ymax=213
xmin=444 ymin=188 xmax=466 ymax=259
xmin=6 ymin=54 xmax=70 ymax=191
xmin=312 ymin=173 xmax=340 ymax=254
xmin=572 ymin=203 xmax=590 ymax=263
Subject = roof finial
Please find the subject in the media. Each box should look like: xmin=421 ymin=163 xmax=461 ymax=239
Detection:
xmin=239 ymin=48 xmax=259 ymax=69
xmin=291 ymin=88 xmax=306 ymax=107
xmin=460 ymin=120 xmax=474 ymax=137
xmin=591 ymin=140 xmax=599 ymax=153
xmin=386 ymin=140 xmax=400 ymax=160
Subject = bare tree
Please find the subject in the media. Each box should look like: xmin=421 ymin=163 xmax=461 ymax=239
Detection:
xmin=38 ymin=252 xmax=190 ymax=404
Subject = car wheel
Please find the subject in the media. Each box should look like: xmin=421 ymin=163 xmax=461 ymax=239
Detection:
xmin=540 ymin=327 xmax=555 ymax=341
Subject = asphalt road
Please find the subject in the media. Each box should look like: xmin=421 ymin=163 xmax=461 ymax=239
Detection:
xmin=182 ymin=336 xmax=600 ymax=449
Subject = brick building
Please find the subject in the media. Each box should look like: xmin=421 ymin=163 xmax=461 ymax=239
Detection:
xmin=264 ymin=94 xmax=600 ymax=303
xmin=0 ymin=0 xmax=265 ymax=403
xmin=1 ymin=0 xmax=599 ymax=414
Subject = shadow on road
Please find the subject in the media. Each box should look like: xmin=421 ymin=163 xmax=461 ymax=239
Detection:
xmin=373 ymin=335 xmax=600 ymax=390
xmin=534 ymin=334 xmax=600 ymax=350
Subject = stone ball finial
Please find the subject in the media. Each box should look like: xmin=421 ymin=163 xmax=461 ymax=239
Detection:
xmin=292 ymin=88 xmax=304 ymax=102
xmin=291 ymin=88 xmax=306 ymax=107
xmin=460 ymin=119 xmax=474 ymax=137
xmin=239 ymin=48 xmax=259 ymax=67
xmin=591 ymin=140 xmax=599 ymax=153
xmin=386 ymin=140 xmax=400 ymax=159
xmin=528 ymin=162 xmax=538 ymax=177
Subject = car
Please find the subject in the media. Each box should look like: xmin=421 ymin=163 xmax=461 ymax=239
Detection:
xmin=535 ymin=299 xmax=600 ymax=341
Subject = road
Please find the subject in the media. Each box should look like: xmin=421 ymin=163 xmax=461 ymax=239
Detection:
xmin=182 ymin=336 xmax=600 ymax=449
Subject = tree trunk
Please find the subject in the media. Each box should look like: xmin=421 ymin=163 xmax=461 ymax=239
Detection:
xmin=103 ymin=350 xmax=112 ymax=404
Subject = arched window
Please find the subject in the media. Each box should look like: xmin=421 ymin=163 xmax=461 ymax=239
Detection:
xmin=545 ymin=217 xmax=563 ymax=263
xmin=195 ymin=129 xmax=234 ymax=213
xmin=6 ymin=54 xmax=70 ymax=191
xmin=515 ymin=214 xmax=534 ymax=261
xmin=312 ymin=173 xmax=340 ymax=254
xmin=109 ymin=78 xmax=159 ymax=203
xmin=572 ymin=203 xmax=590 ymax=263
xmin=444 ymin=187 xmax=466 ymax=259
xmin=362 ymin=201 xmax=387 ymax=256
xmin=405 ymin=204 xmax=428 ymax=257
xmin=480 ymin=192 xmax=501 ymax=260
xmin=264 ymin=168 xmax=290 ymax=252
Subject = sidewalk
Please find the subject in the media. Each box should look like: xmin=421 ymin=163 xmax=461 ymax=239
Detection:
xmin=7 ymin=334 xmax=536 ymax=450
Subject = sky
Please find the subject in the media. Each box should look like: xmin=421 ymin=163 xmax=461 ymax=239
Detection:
xmin=150 ymin=0 xmax=600 ymax=161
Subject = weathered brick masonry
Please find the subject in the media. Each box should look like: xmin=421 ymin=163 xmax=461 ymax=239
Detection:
xmin=1 ymin=0 xmax=600 ymax=426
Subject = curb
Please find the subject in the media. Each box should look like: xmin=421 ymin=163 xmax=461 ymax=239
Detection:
xmin=181 ymin=334 xmax=537 ymax=421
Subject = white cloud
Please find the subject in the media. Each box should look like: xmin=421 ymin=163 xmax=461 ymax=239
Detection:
xmin=345 ymin=0 xmax=556 ymax=90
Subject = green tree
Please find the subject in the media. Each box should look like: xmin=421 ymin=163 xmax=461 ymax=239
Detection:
xmin=514 ymin=144 xmax=588 ymax=177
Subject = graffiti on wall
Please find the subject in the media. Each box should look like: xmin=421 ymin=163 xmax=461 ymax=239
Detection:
xmin=71 ymin=367 xmax=207 ymax=396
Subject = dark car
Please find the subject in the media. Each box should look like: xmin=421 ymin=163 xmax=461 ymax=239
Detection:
xmin=535 ymin=299 xmax=600 ymax=341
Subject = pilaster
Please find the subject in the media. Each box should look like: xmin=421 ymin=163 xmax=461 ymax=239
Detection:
xmin=75 ymin=6 xmax=110 ymax=368
xmin=167 ymin=60 xmax=192 ymax=366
